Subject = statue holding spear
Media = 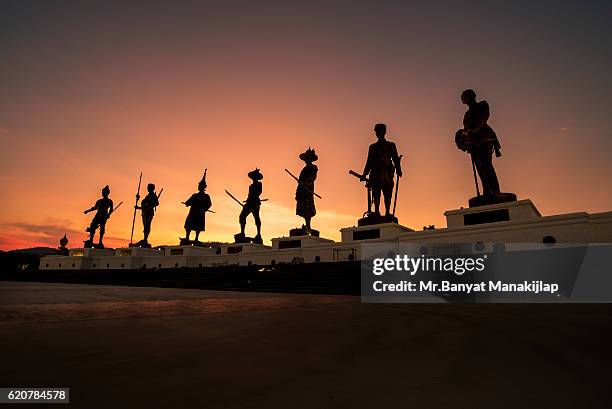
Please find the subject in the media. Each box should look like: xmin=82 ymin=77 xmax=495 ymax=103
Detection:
xmin=131 ymin=174 xmax=162 ymax=248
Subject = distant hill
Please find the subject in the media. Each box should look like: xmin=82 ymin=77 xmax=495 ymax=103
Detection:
xmin=1 ymin=248 xmax=53 ymax=274
xmin=8 ymin=247 xmax=58 ymax=256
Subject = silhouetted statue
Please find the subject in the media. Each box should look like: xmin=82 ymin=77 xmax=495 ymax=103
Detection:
xmin=84 ymin=185 xmax=120 ymax=248
xmin=134 ymin=183 xmax=160 ymax=247
xmin=355 ymin=123 xmax=402 ymax=225
xmin=181 ymin=172 xmax=211 ymax=245
xmin=455 ymin=89 xmax=516 ymax=207
xmin=58 ymin=234 xmax=69 ymax=255
xmin=235 ymin=169 xmax=264 ymax=244
xmin=290 ymin=148 xmax=319 ymax=235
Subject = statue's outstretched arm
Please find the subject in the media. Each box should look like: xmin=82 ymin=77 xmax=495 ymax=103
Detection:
xmin=84 ymin=203 xmax=97 ymax=213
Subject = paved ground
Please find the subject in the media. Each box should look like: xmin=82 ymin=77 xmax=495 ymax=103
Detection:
xmin=1 ymin=281 xmax=611 ymax=409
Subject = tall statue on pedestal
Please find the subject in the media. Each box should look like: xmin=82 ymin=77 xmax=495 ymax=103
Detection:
xmin=239 ymin=168 xmax=264 ymax=244
xmin=181 ymin=171 xmax=212 ymax=245
xmin=455 ymin=89 xmax=516 ymax=207
xmin=83 ymin=185 xmax=122 ymax=248
xmin=133 ymin=183 xmax=161 ymax=248
xmin=286 ymin=148 xmax=321 ymax=236
xmin=229 ymin=168 xmax=264 ymax=245
xmin=350 ymin=123 xmax=403 ymax=226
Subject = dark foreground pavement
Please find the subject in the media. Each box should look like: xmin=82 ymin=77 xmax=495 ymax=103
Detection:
xmin=1 ymin=281 xmax=611 ymax=409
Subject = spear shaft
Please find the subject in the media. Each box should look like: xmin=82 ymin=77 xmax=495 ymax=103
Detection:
xmin=130 ymin=172 xmax=142 ymax=244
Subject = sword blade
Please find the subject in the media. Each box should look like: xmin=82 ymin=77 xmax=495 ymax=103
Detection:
xmin=111 ymin=201 xmax=123 ymax=215
xmin=225 ymin=189 xmax=244 ymax=207
xmin=285 ymin=168 xmax=322 ymax=199
xmin=349 ymin=170 xmax=369 ymax=183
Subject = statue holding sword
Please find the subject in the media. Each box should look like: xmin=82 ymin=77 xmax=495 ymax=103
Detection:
xmin=229 ymin=168 xmax=264 ymax=244
xmin=83 ymin=185 xmax=122 ymax=248
xmin=350 ymin=123 xmax=402 ymax=225
xmin=181 ymin=170 xmax=212 ymax=245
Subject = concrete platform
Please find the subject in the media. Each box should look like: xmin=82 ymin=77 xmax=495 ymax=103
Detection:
xmin=445 ymin=199 xmax=541 ymax=228
xmin=0 ymin=281 xmax=611 ymax=408
xmin=340 ymin=222 xmax=414 ymax=243
xmin=271 ymin=235 xmax=335 ymax=249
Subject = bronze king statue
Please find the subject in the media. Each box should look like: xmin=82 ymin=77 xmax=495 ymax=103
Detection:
xmin=181 ymin=171 xmax=212 ymax=245
xmin=287 ymin=148 xmax=321 ymax=237
xmin=350 ymin=123 xmax=403 ymax=226
xmin=229 ymin=168 xmax=264 ymax=245
xmin=83 ymin=185 xmax=122 ymax=248
xmin=132 ymin=182 xmax=162 ymax=248
xmin=455 ymin=89 xmax=516 ymax=207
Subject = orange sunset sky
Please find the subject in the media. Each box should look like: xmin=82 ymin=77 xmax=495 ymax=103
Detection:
xmin=1 ymin=1 xmax=611 ymax=250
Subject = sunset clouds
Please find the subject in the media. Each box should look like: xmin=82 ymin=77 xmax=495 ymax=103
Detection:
xmin=1 ymin=1 xmax=611 ymax=250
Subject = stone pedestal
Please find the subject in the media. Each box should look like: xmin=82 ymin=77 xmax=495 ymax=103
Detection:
xmin=468 ymin=193 xmax=517 ymax=208
xmin=357 ymin=213 xmax=398 ymax=226
xmin=69 ymin=248 xmax=115 ymax=257
xmin=220 ymin=243 xmax=271 ymax=255
xmin=340 ymin=222 xmax=413 ymax=243
xmin=129 ymin=240 xmax=152 ymax=248
xmin=163 ymin=245 xmax=218 ymax=257
xmin=178 ymin=238 xmax=210 ymax=247
xmin=271 ymin=235 xmax=334 ymax=250
xmin=444 ymin=199 xmax=541 ymax=228
xmin=289 ymin=227 xmax=320 ymax=237
xmin=115 ymin=247 xmax=163 ymax=257
xmin=234 ymin=233 xmax=263 ymax=245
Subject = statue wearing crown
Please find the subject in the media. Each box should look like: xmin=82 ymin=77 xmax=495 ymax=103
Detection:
xmin=181 ymin=171 xmax=212 ymax=245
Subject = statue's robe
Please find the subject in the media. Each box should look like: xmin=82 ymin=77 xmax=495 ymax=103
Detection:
xmin=184 ymin=192 xmax=211 ymax=232
xmin=295 ymin=163 xmax=317 ymax=219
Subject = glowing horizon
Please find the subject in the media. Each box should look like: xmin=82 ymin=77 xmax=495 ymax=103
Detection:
xmin=1 ymin=2 xmax=611 ymax=250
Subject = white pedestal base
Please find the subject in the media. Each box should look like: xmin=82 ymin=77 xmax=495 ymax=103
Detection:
xmin=444 ymin=199 xmax=541 ymax=228
xmin=340 ymin=222 xmax=413 ymax=243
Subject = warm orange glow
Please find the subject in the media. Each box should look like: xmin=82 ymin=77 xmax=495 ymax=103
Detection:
xmin=1 ymin=4 xmax=611 ymax=250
